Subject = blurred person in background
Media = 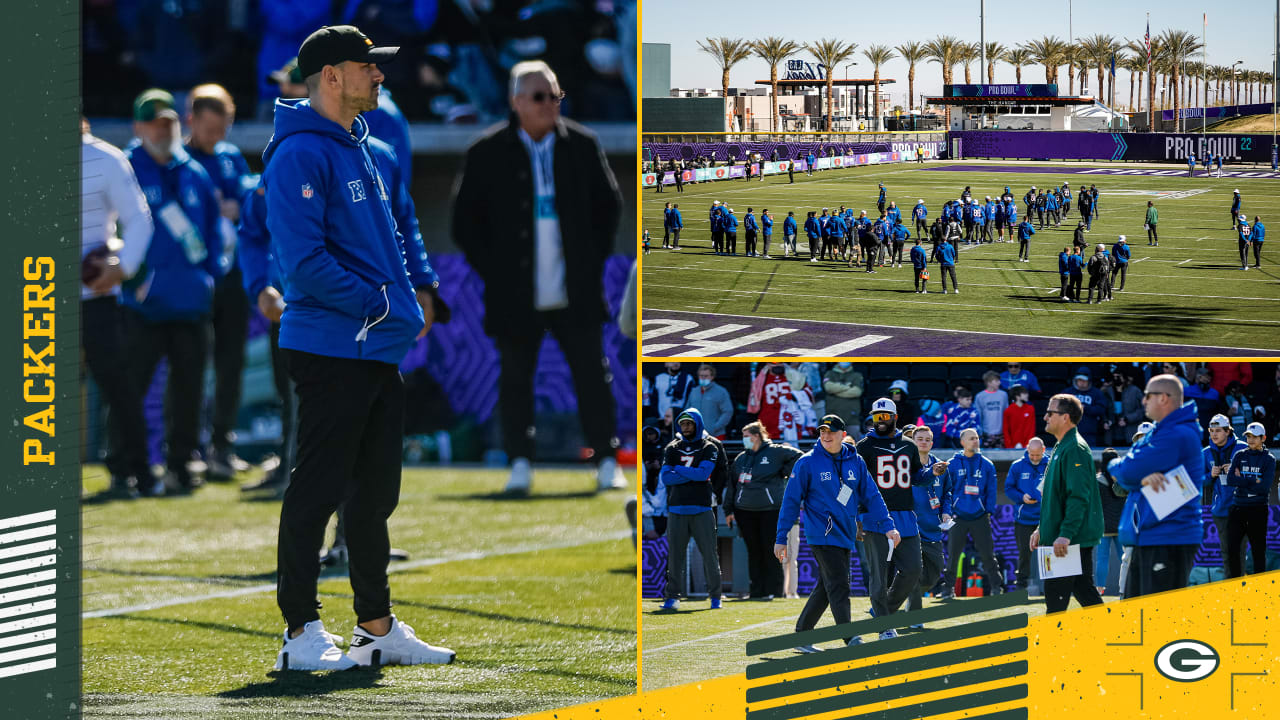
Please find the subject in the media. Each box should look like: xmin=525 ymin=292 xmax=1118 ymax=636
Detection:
xmin=1094 ymin=448 xmax=1127 ymax=596
xmin=823 ymin=362 xmax=864 ymax=428
xmin=724 ymin=422 xmax=802 ymax=601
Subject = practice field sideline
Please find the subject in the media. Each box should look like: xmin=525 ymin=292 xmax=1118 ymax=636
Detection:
xmin=642 ymin=161 xmax=1280 ymax=353
xmin=81 ymin=465 xmax=635 ymax=720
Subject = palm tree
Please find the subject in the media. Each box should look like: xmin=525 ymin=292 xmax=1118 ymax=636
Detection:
xmin=752 ymin=37 xmax=801 ymax=132
xmin=1078 ymin=34 xmax=1119 ymax=105
xmin=1145 ymin=35 xmax=1164 ymax=127
xmin=696 ymin=36 xmax=753 ymax=129
xmin=1123 ymin=38 xmax=1149 ymax=111
xmin=1006 ymin=47 xmax=1034 ymax=85
xmin=863 ymin=44 xmax=896 ymax=131
xmin=803 ymin=38 xmax=858 ymax=130
xmin=1158 ymin=29 xmax=1202 ymax=131
xmin=924 ymin=35 xmax=962 ymax=87
xmin=1122 ymin=54 xmax=1145 ymax=111
xmin=983 ymin=42 xmax=1007 ymax=84
xmin=1023 ymin=36 xmax=1067 ymax=85
xmin=959 ymin=42 xmax=980 ymax=84
xmin=896 ymin=41 xmax=928 ymax=113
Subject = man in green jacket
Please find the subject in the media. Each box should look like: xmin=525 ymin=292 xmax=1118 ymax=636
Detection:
xmin=1031 ymin=393 xmax=1105 ymax=613
xmin=1145 ymin=201 xmax=1159 ymax=246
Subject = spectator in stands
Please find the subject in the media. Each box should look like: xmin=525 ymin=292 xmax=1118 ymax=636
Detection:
xmin=749 ymin=363 xmax=792 ymax=440
xmin=1065 ymin=368 xmax=1109 ymax=446
xmin=1032 ymin=394 xmax=1105 ymax=613
xmin=1224 ymin=422 xmax=1275 ymax=577
xmin=1002 ymin=385 xmax=1036 ymax=449
xmin=1094 ymin=448 xmax=1127 ymax=595
xmin=641 ymin=423 xmax=667 ymax=541
xmin=724 ymin=422 xmax=803 ymax=600
xmin=453 ymin=60 xmax=623 ymax=494
xmin=887 ymin=380 xmax=916 ymax=430
xmin=1185 ymin=367 xmax=1222 ymax=437
xmin=687 ymin=364 xmax=733 ymax=439
xmin=1005 ymin=437 xmax=1047 ymax=590
xmin=974 ymin=372 xmax=1009 ymax=448
xmin=1107 ymin=374 xmax=1206 ymax=599
xmin=945 ymin=428 xmax=1002 ymax=596
xmin=943 ymin=388 xmax=979 ymax=449
xmin=1208 ymin=362 xmax=1254 ymax=397
xmin=654 ymin=362 xmax=695 ymax=420
xmin=1203 ymin=414 xmax=1247 ymax=580
xmin=1000 ymin=362 xmax=1041 ymax=397
xmin=124 ymin=89 xmax=223 ymax=494
xmin=1223 ymin=382 xmax=1254 ymax=438
xmin=660 ymin=409 xmax=724 ymax=611
xmin=81 ymin=118 xmax=156 ymax=500
xmin=1106 ymin=368 xmax=1145 ymax=446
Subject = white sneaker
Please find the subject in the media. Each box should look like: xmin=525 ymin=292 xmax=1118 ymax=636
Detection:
xmin=794 ymin=644 xmax=820 ymax=654
xmin=505 ymin=458 xmax=532 ymax=495
xmin=348 ymin=616 xmax=456 ymax=667
xmin=274 ymin=620 xmax=357 ymax=671
xmin=879 ymin=628 xmax=900 ymax=640
xmin=596 ymin=457 xmax=628 ymax=491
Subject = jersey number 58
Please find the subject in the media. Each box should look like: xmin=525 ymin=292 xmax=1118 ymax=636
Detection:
xmin=876 ymin=455 xmax=912 ymax=489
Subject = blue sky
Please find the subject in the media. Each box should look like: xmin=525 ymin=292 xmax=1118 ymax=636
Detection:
xmin=643 ymin=0 xmax=1279 ymax=106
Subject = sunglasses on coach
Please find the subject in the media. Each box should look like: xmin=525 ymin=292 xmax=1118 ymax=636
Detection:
xmin=527 ymin=90 xmax=566 ymax=105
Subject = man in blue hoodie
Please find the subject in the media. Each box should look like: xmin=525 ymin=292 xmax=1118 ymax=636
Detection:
xmin=783 ymin=211 xmax=797 ymax=257
xmin=264 ymin=26 xmax=453 ymax=671
xmin=1249 ymin=215 xmax=1265 ymax=268
xmin=760 ymin=209 xmax=773 ymax=258
xmin=1107 ymin=374 xmax=1205 ymax=599
xmin=906 ymin=425 xmax=953 ymax=615
xmin=743 ymin=207 xmax=758 ymax=257
xmin=913 ymin=200 xmax=928 ymax=237
xmin=910 ymin=237 xmax=929 ymax=294
xmin=1005 ymin=437 xmax=1047 ymax=591
xmin=945 ymin=428 xmax=1002 ymax=595
xmin=935 ymin=238 xmax=957 ymax=294
xmin=1016 ymin=218 xmax=1035 ymax=263
xmin=1203 ymin=414 xmax=1247 ymax=579
xmin=1110 ymin=236 xmax=1130 ymax=291
xmin=660 ymin=408 xmax=724 ymax=611
xmin=775 ymin=415 xmax=899 ymax=648
xmin=857 ymin=400 xmax=945 ymax=630
xmin=670 ymin=203 xmax=683 ymax=249
xmin=804 ymin=211 xmax=820 ymax=262
xmin=1225 ymin=422 xmax=1276 ymax=576
xmin=123 ymin=89 xmax=224 ymax=495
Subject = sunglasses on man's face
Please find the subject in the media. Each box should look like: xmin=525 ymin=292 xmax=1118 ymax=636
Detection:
xmin=871 ymin=412 xmax=894 ymax=423
xmin=1143 ymin=391 xmax=1169 ymax=400
xmin=1044 ymin=408 xmax=1067 ymax=417
xmin=527 ymin=90 xmax=565 ymax=105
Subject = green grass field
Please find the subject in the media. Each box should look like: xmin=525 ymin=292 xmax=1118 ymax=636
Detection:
xmin=640 ymin=592 xmax=1108 ymax=691
xmin=81 ymin=465 xmax=636 ymax=719
xmin=642 ymin=161 xmax=1280 ymax=351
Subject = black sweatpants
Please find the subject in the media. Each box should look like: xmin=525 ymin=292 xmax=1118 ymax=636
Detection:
xmin=864 ymin=532 xmax=921 ymax=617
xmin=1147 ymin=224 xmax=1158 ymax=245
xmin=1122 ymin=544 xmax=1197 ymax=599
xmin=726 ymin=231 xmax=737 ymax=255
xmin=1111 ymin=263 xmax=1128 ymax=291
xmin=907 ymin=539 xmax=946 ymax=611
xmin=1253 ymin=242 xmax=1262 ymax=266
xmin=744 ymin=229 xmax=757 ymax=256
xmin=671 ymin=229 xmax=681 ymax=248
xmin=1019 ymin=238 xmax=1030 ymax=260
xmin=1068 ymin=273 xmax=1083 ymax=300
xmin=210 ymin=268 xmax=249 ymax=453
xmin=277 ymin=350 xmax=404 ymax=631
xmin=664 ymin=510 xmax=720 ymax=599
xmin=497 ymin=310 xmax=618 ymax=462
xmin=124 ymin=311 xmax=208 ymax=473
xmin=1239 ymin=240 xmax=1250 ymax=269
xmin=269 ymin=322 xmax=297 ymax=478
xmin=83 ymin=296 xmax=150 ymax=480
xmin=796 ymin=544 xmax=852 ymax=638
xmin=940 ymin=266 xmax=957 ymax=291
xmin=914 ymin=268 xmax=928 ymax=292
xmin=947 ymin=516 xmax=1000 ymax=594
xmin=1014 ymin=522 xmax=1036 ymax=589
xmin=916 ymin=218 xmax=927 ymax=237
xmin=735 ymin=507 xmax=782 ymax=597
xmin=1044 ymin=545 xmax=1105 ymax=613
xmin=1227 ymin=504 xmax=1269 ymax=576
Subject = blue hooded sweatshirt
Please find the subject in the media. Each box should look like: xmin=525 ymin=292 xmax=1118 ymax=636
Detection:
xmin=947 ymin=450 xmax=998 ymax=521
xmin=1108 ymin=401 xmax=1206 ymax=546
xmin=913 ymin=453 xmax=950 ymax=542
xmin=1203 ymin=435 xmax=1248 ymax=517
xmin=913 ymin=203 xmax=927 ymax=221
xmin=123 ymin=141 xmax=223 ymax=323
xmin=744 ymin=211 xmax=757 ymax=232
xmin=660 ymin=407 xmax=719 ymax=514
xmin=776 ymin=440 xmax=893 ymax=548
xmin=804 ymin=216 xmax=819 ymax=239
xmin=261 ymin=98 xmax=425 ymax=365
xmin=1226 ymin=447 xmax=1276 ymax=506
xmin=761 ymin=213 xmax=773 ymax=235
xmin=1253 ymin=222 xmax=1266 ymax=242
xmin=910 ymin=243 xmax=927 ymax=270
xmin=936 ymin=242 xmax=956 ymax=267
xmin=1112 ymin=241 xmax=1130 ymax=264
xmin=725 ymin=212 xmax=739 ymax=233
xmin=1005 ymin=450 xmax=1048 ymax=526
xmin=670 ymin=208 xmax=683 ymax=229
xmin=1018 ymin=221 xmax=1036 ymax=241
xmin=783 ymin=215 xmax=797 ymax=236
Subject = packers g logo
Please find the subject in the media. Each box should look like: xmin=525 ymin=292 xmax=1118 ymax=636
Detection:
xmin=1154 ymin=640 xmax=1220 ymax=682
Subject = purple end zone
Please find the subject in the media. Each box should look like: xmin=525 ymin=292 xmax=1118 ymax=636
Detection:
xmin=925 ymin=164 xmax=1280 ymax=179
xmin=642 ymin=309 xmax=1279 ymax=357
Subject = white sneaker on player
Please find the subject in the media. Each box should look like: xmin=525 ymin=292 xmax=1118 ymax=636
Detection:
xmin=273 ymin=620 xmax=357 ymax=671
xmin=504 ymin=458 xmax=532 ymax=495
xmin=596 ymin=456 xmax=628 ymax=491
xmin=348 ymin=616 xmax=456 ymax=667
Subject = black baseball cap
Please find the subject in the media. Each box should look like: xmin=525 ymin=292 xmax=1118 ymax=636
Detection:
xmin=818 ymin=415 xmax=846 ymax=433
xmin=296 ymin=25 xmax=399 ymax=79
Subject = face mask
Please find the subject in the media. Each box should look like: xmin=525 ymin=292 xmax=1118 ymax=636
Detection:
xmin=698 ymin=378 xmax=711 ymax=387
xmin=837 ymin=362 xmax=852 ymax=370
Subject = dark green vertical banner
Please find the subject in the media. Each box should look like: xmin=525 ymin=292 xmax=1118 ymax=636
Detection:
xmin=0 ymin=1 xmax=80 ymax=718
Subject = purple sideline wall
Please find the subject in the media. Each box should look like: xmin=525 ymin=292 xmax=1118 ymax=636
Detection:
xmin=1161 ymin=102 xmax=1275 ymax=121
xmin=645 ymin=139 xmax=943 ymax=163
xmin=142 ymin=254 xmax=637 ymax=463
xmin=950 ymin=130 xmax=1275 ymax=163
xmin=642 ymin=506 xmax=1280 ymax=598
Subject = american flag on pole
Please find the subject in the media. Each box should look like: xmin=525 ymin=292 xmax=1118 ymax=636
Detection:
xmin=1144 ymin=17 xmax=1151 ymax=66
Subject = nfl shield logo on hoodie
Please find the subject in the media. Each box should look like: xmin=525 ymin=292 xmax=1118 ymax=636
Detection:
xmin=301 ymin=183 xmax=313 ymax=199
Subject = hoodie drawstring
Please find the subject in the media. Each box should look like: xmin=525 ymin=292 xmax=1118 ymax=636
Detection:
xmin=355 ymin=284 xmax=390 ymax=342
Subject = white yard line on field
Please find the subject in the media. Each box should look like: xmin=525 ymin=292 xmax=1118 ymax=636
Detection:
xmin=643 ymin=617 xmax=793 ymax=655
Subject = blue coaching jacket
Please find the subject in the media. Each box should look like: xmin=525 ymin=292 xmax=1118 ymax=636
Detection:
xmin=783 ymin=215 xmax=797 ymax=236
xmin=775 ymin=442 xmax=894 ymax=549
xmin=262 ymin=98 xmax=426 ymax=365
xmin=1018 ymin=221 xmax=1036 ymax=241
xmin=1112 ymin=242 xmax=1130 ymax=264
xmin=1226 ymin=447 xmax=1276 ymax=506
xmin=123 ymin=141 xmax=223 ymax=323
xmin=914 ymin=453 xmax=950 ymax=542
xmin=186 ymin=140 xmax=253 ymax=275
xmin=936 ymin=242 xmax=956 ymax=267
xmin=1005 ymin=451 xmax=1048 ymax=526
xmin=910 ymin=243 xmax=927 ymax=270
xmin=1108 ymin=401 xmax=1205 ymax=546
xmin=947 ymin=451 xmax=998 ymax=521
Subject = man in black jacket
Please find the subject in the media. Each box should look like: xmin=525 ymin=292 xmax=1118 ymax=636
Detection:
xmin=724 ymin=422 xmax=802 ymax=600
xmin=453 ymin=60 xmax=625 ymax=496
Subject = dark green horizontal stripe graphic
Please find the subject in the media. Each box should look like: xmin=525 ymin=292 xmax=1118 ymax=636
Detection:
xmin=746 ymin=613 xmax=1029 ymax=681
xmin=746 ymin=591 xmax=1029 ymax=656
xmin=747 ymin=636 xmax=1028 ymax=703
xmin=747 ymin=661 xmax=1027 ymax=720
xmin=952 ymin=707 xmax=1029 ymax=720
xmin=832 ymin=683 xmax=1027 ymax=720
